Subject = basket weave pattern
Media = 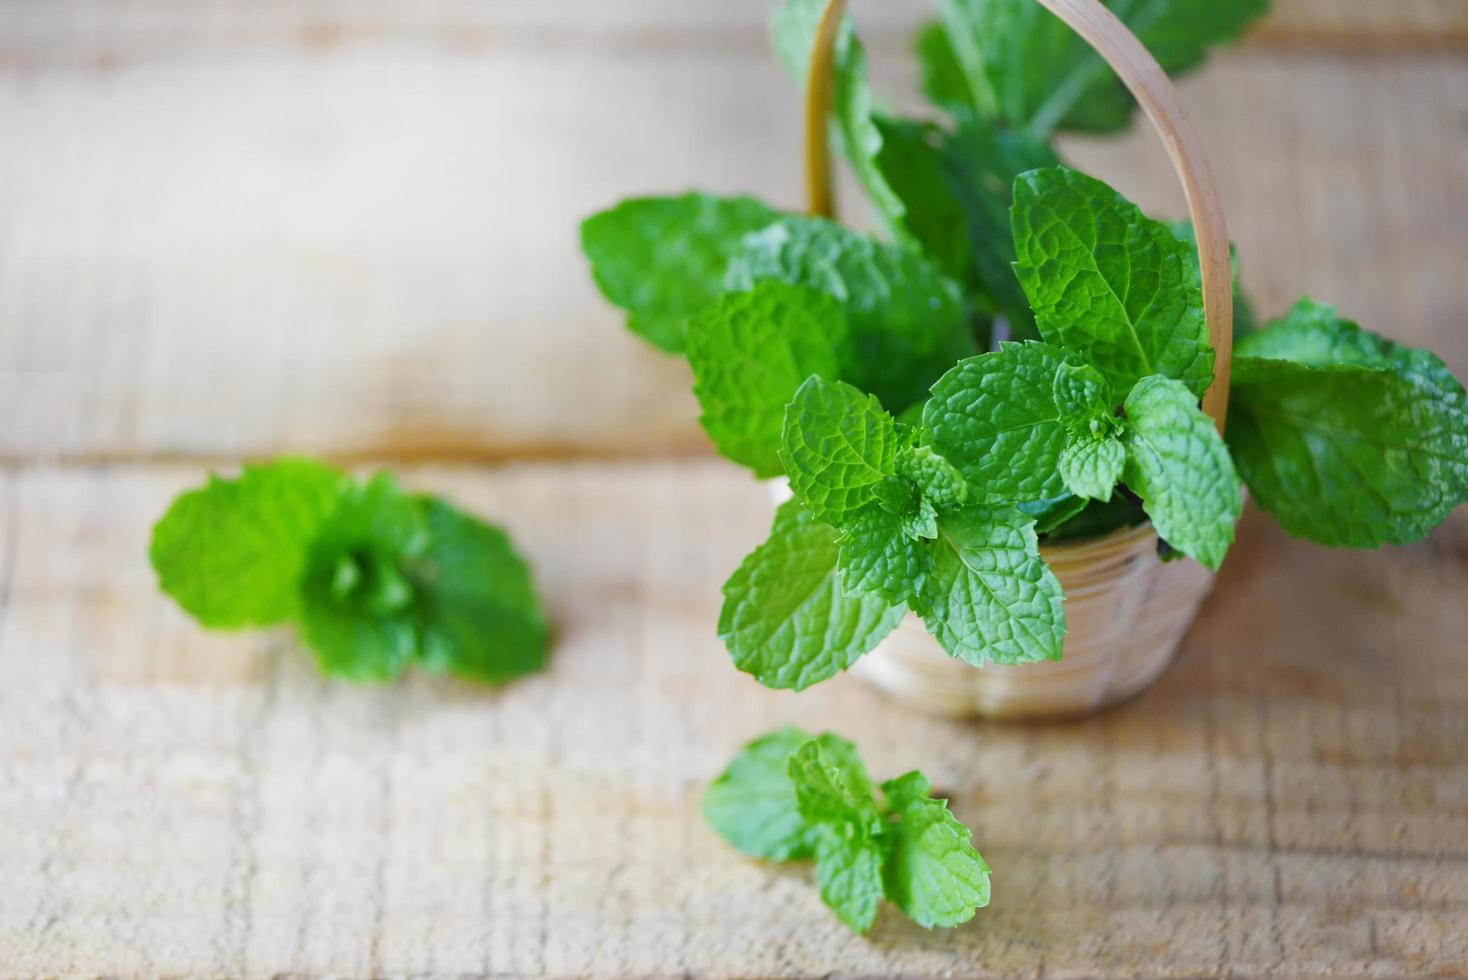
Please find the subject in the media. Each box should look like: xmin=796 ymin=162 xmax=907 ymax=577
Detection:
xmin=852 ymin=524 xmax=1216 ymax=720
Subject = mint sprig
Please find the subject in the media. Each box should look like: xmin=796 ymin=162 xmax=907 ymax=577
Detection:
xmin=706 ymin=728 xmax=990 ymax=934
xmin=151 ymin=459 xmax=548 ymax=684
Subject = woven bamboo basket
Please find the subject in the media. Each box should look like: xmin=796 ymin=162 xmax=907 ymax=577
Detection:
xmin=802 ymin=0 xmax=1237 ymax=719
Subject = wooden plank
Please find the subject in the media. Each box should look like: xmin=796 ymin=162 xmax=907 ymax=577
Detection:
xmin=1 ymin=460 xmax=1465 ymax=976
xmin=3 ymin=4 xmax=1468 ymax=462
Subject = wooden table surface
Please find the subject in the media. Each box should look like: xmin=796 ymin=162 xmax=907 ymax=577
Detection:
xmin=2 ymin=1 xmax=1467 ymax=977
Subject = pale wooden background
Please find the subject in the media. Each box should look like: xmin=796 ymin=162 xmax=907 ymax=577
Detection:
xmin=2 ymin=2 xmax=1468 ymax=977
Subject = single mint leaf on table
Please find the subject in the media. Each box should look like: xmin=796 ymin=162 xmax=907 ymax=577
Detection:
xmin=707 ymin=730 xmax=991 ymax=935
xmin=933 ymin=0 xmax=1268 ymax=137
xmin=1227 ymin=300 xmax=1468 ymax=547
xmin=580 ymin=193 xmax=780 ymax=353
xmin=781 ymin=376 xmax=905 ymax=528
xmin=770 ymin=0 xmax=906 ymax=240
xmin=917 ymin=505 xmax=1066 ymax=666
xmin=1122 ymin=376 xmax=1243 ymax=570
xmin=719 ymin=499 xmax=906 ymax=691
xmin=299 ymin=471 xmax=429 ymax=682
xmin=922 ymin=341 xmax=1085 ymax=504
xmin=685 ymin=282 xmax=850 ymax=477
xmin=702 ymin=725 xmax=818 ymax=862
xmin=1012 ymin=167 xmax=1214 ymax=399
xmin=151 ymin=458 xmax=347 ymax=629
xmin=726 ymin=217 xmax=975 ymax=411
xmin=154 ymin=460 xmax=549 ymax=685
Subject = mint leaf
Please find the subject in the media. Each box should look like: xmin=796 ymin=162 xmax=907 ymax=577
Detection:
xmin=881 ymin=774 xmax=992 ymax=929
xmin=411 ymin=497 xmax=549 ymax=684
xmin=936 ymin=0 xmax=1267 ymax=137
xmin=703 ymin=726 xmax=818 ymax=861
xmin=915 ymin=20 xmax=976 ymax=120
xmin=155 ymin=462 xmax=547 ymax=685
xmin=781 ymin=376 xmax=904 ymax=527
xmin=726 ymin=217 xmax=975 ymax=411
xmin=719 ymin=500 xmax=906 ymax=690
xmin=896 ymin=445 xmax=970 ymax=514
xmin=1022 ymin=492 xmax=1090 ymax=534
xmin=686 ymin=282 xmax=849 ymax=477
xmin=874 ymin=116 xmax=1058 ymax=341
xmin=917 ymin=505 xmax=1065 ymax=666
xmin=151 ymin=458 xmax=347 ymax=629
xmin=299 ymin=472 xmax=430 ymax=681
xmin=770 ymin=0 xmax=905 ymax=239
xmin=922 ymin=341 xmax=1083 ymax=503
xmin=1059 ymin=435 xmax=1125 ymax=501
xmin=789 ymin=739 xmax=886 ymax=933
xmin=1012 ymin=167 xmax=1213 ymax=399
xmin=708 ymin=731 xmax=991 ymax=935
xmin=1122 ymin=376 xmax=1242 ymax=570
xmin=812 ymin=826 xmax=886 ymax=934
xmin=581 ymin=194 xmax=780 ymax=353
xmin=1227 ymin=301 xmax=1468 ymax=547
xmin=838 ymin=506 xmax=932 ymax=606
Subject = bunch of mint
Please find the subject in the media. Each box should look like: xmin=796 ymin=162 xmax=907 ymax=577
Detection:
xmin=583 ymin=1 xmax=1468 ymax=694
xmin=705 ymin=727 xmax=990 ymax=933
xmin=589 ymin=0 xmax=1468 ymax=934
xmin=151 ymin=459 xmax=548 ymax=684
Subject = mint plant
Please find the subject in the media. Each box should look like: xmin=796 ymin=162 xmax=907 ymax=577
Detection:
xmin=152 ymin=459 xmax=548 ymax=684
xmin=585 ymin=0 xmax=1468 ymax=930
xmin=705 ymin=727 xmax=990 ymax=933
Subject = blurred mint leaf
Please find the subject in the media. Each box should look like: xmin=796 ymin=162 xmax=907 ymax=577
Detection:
xmin=151 ymin=458 xmax=347 ymax=629
xmin=581 ymin=193 xmax=780 ymax=353
xmin=703 ymin=726 xmax=819 ymax=862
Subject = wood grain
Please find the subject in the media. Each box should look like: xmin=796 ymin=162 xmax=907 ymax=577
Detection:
xmin=3 ymin=3 xmax=1468 ymax=461
xmin=1 ymin=461 xmax=1465 ymax=977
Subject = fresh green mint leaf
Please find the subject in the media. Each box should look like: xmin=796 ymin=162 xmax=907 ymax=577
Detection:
xmin=581 ymin=193 xmax=780 ymax=353
xmin=770 ymin=0 xmax=906 ymax=240
xmin=703 ymin=726 xmax=819 ymax=862
xmin=839 ymin=506 xmax=932 ymax=606
xmin=1053 ymin=362 xmax=1114 ymax=421
xmin=922 ymin=341 xmax=1081 ymax=503
xmin=781 ymin=376 xmax=904 ymax=527
xmin=1012 ymin=167 xmax=1213 ymax=399
xmin=1122 ymin=376 xmax=1242 ymax=570
xmin=299 ymin=472 xmax=431 ymax=681
xmin=871 ymin=116 xmax=976 ymax=293
xmin=708 ymin=731 xmax=991 ymax=935
xmin=813 ymin=825 xmax=886 ymax=934
xmin=1227 ymin=301 xmax=1468 ymax=547
xmin=1059 ymin=434 xmax=1126 ymax=502
xmin=726 ymin=217 xmax=974 ymax=411
xmin=686 ymin=282 xmax=850 ymax=477
xmin=155 ymin=462 xmax=548 ymax=685
xmin=151 ymin=458 xmax=347 ymax=629
xmin=719 ymin=499 xmax=906 ymax=691
xmin=935 ymin=0 xmax=1267 ymax=137
xmin=881 ymin=776 xmax=992 ymax=929
xmin=411 ymin=497 xmax=549 ymax=684
xmin=1021 ymin=492 xmax=1090 ymax=534
xmin=896 ymin=445 xmax=971 ymax=514
xmin=917 ymin=505 xmax=1066 ymax=666
xmin=915 ymin=20 xmax=977 ymax=120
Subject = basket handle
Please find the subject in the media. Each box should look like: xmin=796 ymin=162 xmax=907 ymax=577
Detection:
xmin=803 ymin=0 xmax=1233 ymax=431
